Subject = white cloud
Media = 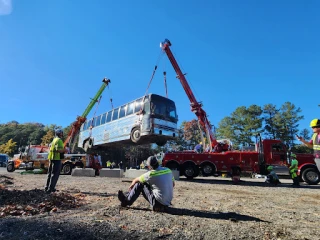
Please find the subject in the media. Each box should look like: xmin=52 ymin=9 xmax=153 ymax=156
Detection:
xmin=0 ymin=0 xmax=12 ymax=15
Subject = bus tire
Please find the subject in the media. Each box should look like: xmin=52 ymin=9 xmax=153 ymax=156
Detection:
xmin=302 ymin=168 xmax=320 ymax=185
xmin=84 ymin=138 xmax=93 ymax=152
xmin=7 ymin=162 xmax=15 ymax=172
xmin=131 ymin=127 xmax=141 ymax=143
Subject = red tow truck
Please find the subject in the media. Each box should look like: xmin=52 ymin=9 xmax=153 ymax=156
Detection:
xmin=160 ymin=39 xmax=320 ymax=184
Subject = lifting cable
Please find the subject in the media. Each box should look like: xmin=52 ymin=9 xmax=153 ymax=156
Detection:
xmin=140 ymin=50 xmax=164 ymax=110
xmin=163 ymin=56 xmax=168 ymax=98
xmin=107 ymin=84 xmax=114 ymax=109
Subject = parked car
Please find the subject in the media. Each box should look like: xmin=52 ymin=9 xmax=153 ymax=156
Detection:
xmin=0 ymin=154 xmax=9 ymax=167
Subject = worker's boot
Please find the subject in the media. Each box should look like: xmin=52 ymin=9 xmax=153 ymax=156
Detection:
xmin=118 ymin=190 xmax=128 ymax=207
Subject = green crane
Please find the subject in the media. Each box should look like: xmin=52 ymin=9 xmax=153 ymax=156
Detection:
xmin=64 ymin=78 xmax=111 ymax=147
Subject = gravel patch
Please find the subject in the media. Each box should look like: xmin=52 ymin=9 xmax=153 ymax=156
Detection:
xmin=0 ymin=169 xmax=319 ymax=240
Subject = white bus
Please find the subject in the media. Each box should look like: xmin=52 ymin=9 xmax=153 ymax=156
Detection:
xmin=78 ymin=94 xmax=178 ymax=151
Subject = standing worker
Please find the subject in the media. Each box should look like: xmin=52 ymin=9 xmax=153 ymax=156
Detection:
xmin=289 ymin=153 xmax=299 ymax=187
xmin=296 ymin=119 xmax=320 ymax=172
xmin=194 ymin=142 xmax=203 ymax=153
xmin=45 ymin=129 xmax=66 ymax=194
xmin=106 ymin=160 xmax=111 ymax=168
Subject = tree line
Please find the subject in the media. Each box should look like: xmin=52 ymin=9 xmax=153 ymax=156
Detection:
xmin=0 ymin=101 xmax=312 ymax=159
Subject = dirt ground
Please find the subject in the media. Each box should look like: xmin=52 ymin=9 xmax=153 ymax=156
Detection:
xmin=0 ymin=167 xmax=319 ymax=240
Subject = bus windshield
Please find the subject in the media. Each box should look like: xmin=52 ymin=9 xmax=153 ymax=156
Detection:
xmin=150 ymin=95 xmax=177 ymax=122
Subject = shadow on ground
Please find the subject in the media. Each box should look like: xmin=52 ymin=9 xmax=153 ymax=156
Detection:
xmin=126 ymin=206 xmax=269 ymax=223
xmin=0 ymin=217 xmax=131 ymax=240
xmin=179 ymin=178 xmax=320 ymax=189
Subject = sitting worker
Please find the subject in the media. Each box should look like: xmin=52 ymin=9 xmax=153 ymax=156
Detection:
xmin=265 ymin=166 xmax=281 ymax=185
xmin=118 ymin=156 xmax=175 ymax=211
xmin=289 ymin=153 xmax=299 ymax=187
xmin=194 ymin=142 xmax=203 ymax=153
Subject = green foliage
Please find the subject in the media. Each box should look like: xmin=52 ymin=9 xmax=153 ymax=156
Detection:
xmin=291 ymin=144 xmax=313 ymax=154
xmin=299 ymin=128 xmax=311 ymax=140
xmin=216 ymin=105 xmax=263 ymax=148
xmin=216 ymin=102 xmax=304 ymax=148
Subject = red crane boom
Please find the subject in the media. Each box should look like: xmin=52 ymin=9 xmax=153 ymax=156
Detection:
xmin=161 ymin=39 xmax=218 ymax=148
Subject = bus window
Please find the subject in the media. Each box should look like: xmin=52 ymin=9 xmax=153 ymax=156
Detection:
xmin=101 ymin=113 xmax=107 ymax=125
xmin=95 ymin=115 xmax=101 ymax=126
xmin=134 ymin=98 xmax=143 ymax=113
xmin=88 ymin=119 xmax=93 ymax=128
xmin=127 ymin=102 xmax=134 ymax=116
xmin=112 ymin=108 xmax=119 ymax=121
xmin=92 ymin=117 xmax=97 ymax=127
xmin=82 ymin=121 xmax=88 ymax=131
xmin=119 ymin=105 xmax=126 ymax=118
xmin=106 ymin=111 xmax=112 ymax=123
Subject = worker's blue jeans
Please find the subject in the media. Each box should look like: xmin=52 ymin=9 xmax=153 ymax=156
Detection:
xmin=125 ymin=182 xmax=161 ymax=207
xmin=45 ymin=160 xmax=62 ymax=192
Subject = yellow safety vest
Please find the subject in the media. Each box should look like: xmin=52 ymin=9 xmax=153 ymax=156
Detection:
xmin=290 ymin=159 xmax=298 ymax=178
xmin=48 ymin=137 xmax=63 ymax=160
xmin=312 ymin=133 xmax=320 ymax=158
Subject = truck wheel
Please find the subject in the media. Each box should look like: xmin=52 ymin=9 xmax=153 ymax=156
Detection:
xmin=201 ymin=164 xmax=214 ymax=176
xmin=183 ymin=164 xmax=199 ymax=180
xmin=156 ymin=140 xmax=167 ymax=146
xmin=166 ymin=162 xmax=180 ymax=171
xmin=7 ymin=162 xmax=15 ymax=172
xmin=131 ymin=128 xmax=141 ymax=143
xmin=62 ymin=163 xmax=73 ymax=175
xmin=302 ymin=168 xmax=320 ymax=185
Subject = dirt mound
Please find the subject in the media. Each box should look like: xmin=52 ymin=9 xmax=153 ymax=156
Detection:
xmin=0 ymin=181 xmax=86 ymax=218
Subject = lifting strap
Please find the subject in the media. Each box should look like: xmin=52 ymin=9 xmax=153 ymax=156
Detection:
xmin=163 ymin=71 xmax=168 ymax=98
xmin=107 ymin=84 xmax=114 ymax=109
xmin=141 ymin=50 xmax=164 ymax=110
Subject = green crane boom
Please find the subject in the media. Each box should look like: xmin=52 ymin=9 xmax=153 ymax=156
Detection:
xmin=81 ymin=78 xmax=111 ymax=117
xmin=64 ymin=78 xmax=111 ymax=147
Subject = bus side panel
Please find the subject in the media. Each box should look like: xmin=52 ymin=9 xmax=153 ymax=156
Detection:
xmin=87 ymin=114 xmax=141 ymax=146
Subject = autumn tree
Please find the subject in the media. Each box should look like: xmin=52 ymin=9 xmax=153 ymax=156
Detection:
xmin=41 ymin=130 xmax=55 ymax=145
xmin=0 ymin=139 xmax=17 ymax=156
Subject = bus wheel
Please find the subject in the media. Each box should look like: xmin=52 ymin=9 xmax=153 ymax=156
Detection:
xmin=84 ymin=139 xmax=93 ymax=152
xmin=7 ymin=162 xmax=15 ymax=172
xmin=131 ymin=128 xmax=141 ymax=143
xmin=302 ymin=168 xmax=320 ymax=185
xmin=62 ymin=163 xmax=73 ymax=175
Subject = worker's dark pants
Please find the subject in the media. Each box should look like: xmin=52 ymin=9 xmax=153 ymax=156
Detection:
xmin=292 ymin=176 xmax=300 ymax=186
xmin=125 ymin=182 xmax=162 ymax=208
xmin=45 ymin=160 xmax=62 ymax=191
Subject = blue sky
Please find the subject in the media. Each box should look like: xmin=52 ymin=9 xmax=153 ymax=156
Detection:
xmin=0 ymin=0 xmax=319 ymax=134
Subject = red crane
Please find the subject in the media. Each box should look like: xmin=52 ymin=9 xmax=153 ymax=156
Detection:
xmin=161 ymin=39 xmax=218 ymax=149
